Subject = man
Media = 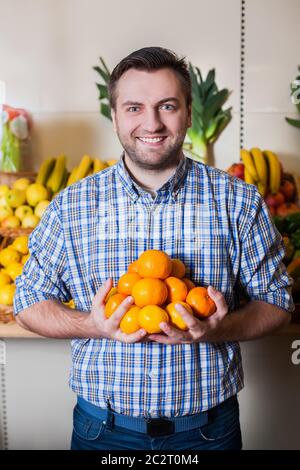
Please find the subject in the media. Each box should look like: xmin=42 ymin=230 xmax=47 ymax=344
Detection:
xmin=13 ymin=47 xmax=294 ymax=451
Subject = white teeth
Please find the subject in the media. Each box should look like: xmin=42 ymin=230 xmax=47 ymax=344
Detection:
xmin=139 ymin=137 xmax=165 ymax=143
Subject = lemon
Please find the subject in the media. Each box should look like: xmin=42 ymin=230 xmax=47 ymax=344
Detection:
xmin=5 ymin=262 xmax=23 ymax=281
xmin=12 ymin=235 xmax=29 ymax=255
xmin=21 ymin=253 xmax=30 ymax=264
xmin=12 ymin=178 xmax=31 ymax=191
xmin=0 ymin=248 xmax=21 ymax=267
xmin=26 ymin=183 xmax=48 ymax=207
xmin=0 ymin=271 xmax=12 ymax=287
xmin=0 ymin=284 xmax=16 ymax=305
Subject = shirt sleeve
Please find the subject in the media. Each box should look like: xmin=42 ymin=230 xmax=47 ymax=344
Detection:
xmin=13 ymin=198 xmax=71 ymax=315
xmin=237 ymin=187 xmax=295 ymax=314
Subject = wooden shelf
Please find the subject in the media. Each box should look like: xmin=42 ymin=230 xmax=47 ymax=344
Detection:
xmin=0 ymin=321 xmax=44 ymax=338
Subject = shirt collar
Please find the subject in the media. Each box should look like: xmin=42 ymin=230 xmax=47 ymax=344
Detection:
xmin=116 ymin=152 xmax=190 ymax=202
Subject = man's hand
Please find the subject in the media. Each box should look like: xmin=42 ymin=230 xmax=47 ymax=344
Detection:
xmin=87 ymin=278 xmax=147 ymax=343
xmin=148 ymin=286 xmax=228 ymax=344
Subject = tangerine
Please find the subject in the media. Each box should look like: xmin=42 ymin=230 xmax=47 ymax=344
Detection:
xmin=117 ymin=272 xmax=142 ymax=295
xmin=186 ymin=287 xmax=216 ymax=318
xmin=104 ymin=293 xmax=127 ymax=318
xmin=132 ymin=278 xmax=168 ymax=307
xmin=128 ymin=260 xmax=139 ymax=273
xmin=104 ymin=286 xmax=118 ymax=303
xmin=164 ymin=276 xmax=188 ymax=303
xmin=166 ymin=301 xmax=193 ymax=331
xmin=170 ymin=258 xmax=186 ymax=278
xmin=182 ymin=278 xmax=196 ymax=291
xmin=138 ymin=305 xmax=169 ymax=334
xmin=120 ymin=306 xmax=141 ymax=334
xmin=137 ymin=249 xmax=172 ymax=279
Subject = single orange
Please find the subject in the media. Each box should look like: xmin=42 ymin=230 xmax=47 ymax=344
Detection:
xmin=166 ymin=301 xmax=193 ymax=331
xmin=117 ymin=272 xmax=142 ymax=295
xmin=105 ymin=286 xmax=118 ymax=303
xmin=182 ymin=278 xmax=196 ymax=291
xmin=170 ymin=258 xmax=186 ymax=278
xmin=137 ymin=249 xmax=172 ymax=279
xmin=104 ymin=293 xmax=127 ymax=318
xmin=132 ymin=278 xmax=168 ymax=307
xmin=186 ymin=287 xmax=217 ymax=318
xmin=138 ymin=305 xmax=169 ymax=334
xmin=164 ymin=276 xmax=188 ymax=303
xmin=120 ymin=306 xmax=141 ymax=334
xmin=128 ymin=260 xmax=139 ymax=273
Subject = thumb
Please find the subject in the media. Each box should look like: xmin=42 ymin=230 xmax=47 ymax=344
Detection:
xmin=93 ymin=278 xmax=113 ymax=307
xmin=207 ymin=285 xmax=228 ymax=316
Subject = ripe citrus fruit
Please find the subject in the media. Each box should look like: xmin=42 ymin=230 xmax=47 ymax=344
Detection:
xmin=138 ymin=305 xmax=169 ymax=334
xmin=0 ymin=248 xmax=21 ymax=267
xmin=166 ymin=301 xmax=193 ymax=331
xmin=104 ymin=286 xmax=118 ymax=303
xmin=104 ymin=293 xmax=127 ymax=318
xmin=170 ymin=259 xmax=186 ymax=278
xmin=5 ymin=262 xmax=23 ymax=281
xmin=120 ymin=306 xmax=141 ymax=334
xmin=0 ymin=284 xmax=16 ymax=305
xmin=186 ymin=287 xmax=217 ymax=318
xmin=117 ymin=272 xmax=142 ymax=295
xmin=12 ymin=235 xmax=29 ymax=255
xmin=137 ymin=249 xmax=172 ymax=279
xmin=132 ymin=278 xmax=168 ymax=307
xmin=128 ymin=260 xmax=139 ymax=273
xmin=164 ymin=277 xmax=188 ymax=303
xmin=182 ymin=278 xmax=196 ymax=291
xmin=0 ymin=271 xmax=12 ymax=287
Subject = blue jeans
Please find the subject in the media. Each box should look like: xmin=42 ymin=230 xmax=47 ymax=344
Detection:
xmin=71 ymin=395 xmax=242 ymax=451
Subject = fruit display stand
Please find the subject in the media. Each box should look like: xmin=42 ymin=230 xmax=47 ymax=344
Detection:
xmin=0 ymin=171 xmax=36 ymax=187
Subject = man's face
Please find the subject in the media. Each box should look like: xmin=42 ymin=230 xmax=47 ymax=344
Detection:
xmin=111 ymin=68 xmax=191 ymax=170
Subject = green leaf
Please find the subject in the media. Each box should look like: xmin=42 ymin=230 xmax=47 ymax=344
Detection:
xmin=204 ymin=69 xmax=216 ymax=94
xmin=203 ymin=89 xmax=229 ymax=125
xmin=285 ymin=117 xmax=300 ymax=128
xmin=96 ymin=83 xmax=108 ymax=100
xmin=100 ymin=103 xmax=112 ymax=121
xmin=99 ymin=57 xmax=111 ymax=78
xmin=93 ymin=65 xmax=110 ymax=84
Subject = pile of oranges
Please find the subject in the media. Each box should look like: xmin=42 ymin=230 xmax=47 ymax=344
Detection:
xmin=104 ymin=250 xmax=216 ymax=334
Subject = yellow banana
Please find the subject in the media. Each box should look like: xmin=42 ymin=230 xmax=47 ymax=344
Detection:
xmin=244 ymin=167 xmax=256 ymax=185
xmin=73 ymin=155 xmax=93 ymax=183
xmin=52 ymin=169 xmax=69 ymax=198
xmin=257 ymin=181 xmax=267 ymax=197
xmin=250 ymin=147 xmax=268 ymax=186
xmin=93 ymin=158 xmax=107 ymax=173
xmin=263 ymin=150 xmax=281 ymax=194
xmin=36 ymin=157 xmax=56 ymax=185
xmin=66 ymin=167 xmax=78 ymax=187
xmin=46 ymin=154 xmax=66 ymax=193
xmin=240 ymin=149 xmax=259 ymax=182
xmin=106 ymin=159 xmax=117 ymax=166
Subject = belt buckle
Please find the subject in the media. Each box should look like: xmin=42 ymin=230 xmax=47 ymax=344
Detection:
xmin=146 ymin=418 xmax=175 ymax=437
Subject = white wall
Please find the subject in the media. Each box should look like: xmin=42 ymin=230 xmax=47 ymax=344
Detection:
xmin=0 ymin=0 xmax=300 ymax=450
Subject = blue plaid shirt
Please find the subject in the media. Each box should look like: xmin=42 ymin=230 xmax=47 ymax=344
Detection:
xmin=13 ymin=154 xmax=295 ymax=418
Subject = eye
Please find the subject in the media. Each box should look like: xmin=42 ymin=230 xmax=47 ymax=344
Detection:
xmin=160 ymin=104 xmax=176 ymax=110
xmin=127 ymin=106 xmax=140 ymax=112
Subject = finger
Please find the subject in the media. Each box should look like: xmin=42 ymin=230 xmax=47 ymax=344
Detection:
xmin=117 ymin=328 xmax=147 ymax=344
xmin=174 ymin=303 xmax=202 ymax=331
xmin=159 ymin=321 xmax=183 ymax=340
xmin=108 ymin=296 xmax=135 ymax=328
xmin=148 ymin=333 xmax=184 ymax=345
xmin=207 ymin=286 xmax=228 ymax=319
xmin=93 ymin=278 xmax=113 ymax=307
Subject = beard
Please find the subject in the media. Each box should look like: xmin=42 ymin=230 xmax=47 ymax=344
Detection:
xmin=116 ymin=127 xmax=187 ymax=171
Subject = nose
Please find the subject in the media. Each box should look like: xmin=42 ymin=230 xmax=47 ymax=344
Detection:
xmin=142 ymin=108 xmax=165 ymax=134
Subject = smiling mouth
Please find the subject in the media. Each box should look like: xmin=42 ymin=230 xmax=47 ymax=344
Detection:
xmin=137 ymin=136 xmax=167 ymax=145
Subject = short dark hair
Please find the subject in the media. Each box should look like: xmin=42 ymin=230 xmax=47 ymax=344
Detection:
xmin=108 ymin=47 xmax=192 ymax=110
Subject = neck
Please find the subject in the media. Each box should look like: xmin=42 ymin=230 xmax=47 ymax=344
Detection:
xmin=123 ymin=152 xmax=184 ymax=191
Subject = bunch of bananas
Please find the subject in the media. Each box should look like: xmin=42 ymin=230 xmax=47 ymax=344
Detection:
xmin=240 ymin=148 xmax=281 ymax=197
xmin=36 ymin=155 xmax=117 ymax=198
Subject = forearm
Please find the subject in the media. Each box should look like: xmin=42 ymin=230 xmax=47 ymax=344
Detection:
xmin=209 ymin=300 xmax=291 ymax=343
xmin=15 ymin=300 xmax=97 ymax=339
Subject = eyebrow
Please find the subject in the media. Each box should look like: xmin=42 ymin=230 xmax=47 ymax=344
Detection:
xmin=121 ymin=97 xmax=180 ymax=107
